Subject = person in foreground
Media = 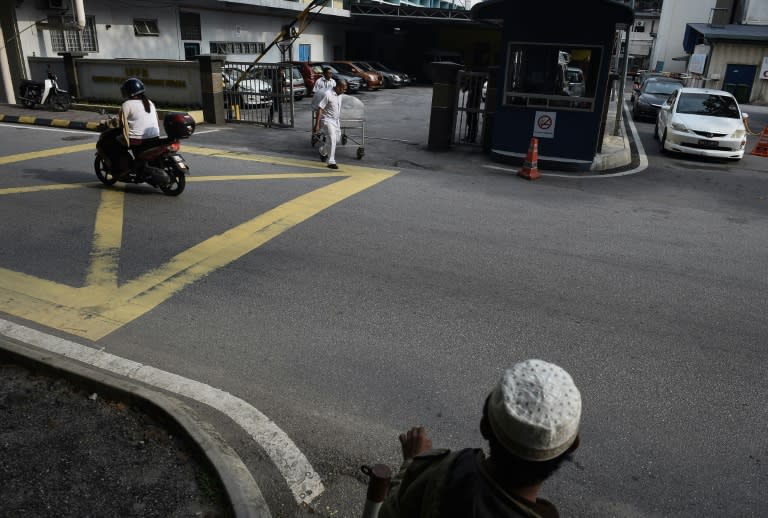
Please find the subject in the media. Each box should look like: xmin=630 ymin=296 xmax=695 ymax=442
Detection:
xmin=379 ymin=359 xmax=582 ymax=517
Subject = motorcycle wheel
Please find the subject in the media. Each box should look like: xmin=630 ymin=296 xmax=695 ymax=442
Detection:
xmin=20 ymin=99 xmax=35 ymax=109
xmin=93 ymin=156 xmax=118 ymax=186
xmin=51 ymin=92 xmax=71 ymax=112
xmin=160 ymin=168 xmax=186 ymax=196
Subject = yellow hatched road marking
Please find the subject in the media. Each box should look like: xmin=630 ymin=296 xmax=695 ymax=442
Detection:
xmin=0 ymin=145 xmax=397 ymax=340
xmin=0 ymin=143 xmax=94 ymax=165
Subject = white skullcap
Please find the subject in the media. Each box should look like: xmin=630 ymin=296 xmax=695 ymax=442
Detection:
xmin=487 ymin=359 xmax=581 ymax=461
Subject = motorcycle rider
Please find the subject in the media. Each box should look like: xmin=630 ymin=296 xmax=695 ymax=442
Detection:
xmin=117 ymin=78 xmax=168 ymax=185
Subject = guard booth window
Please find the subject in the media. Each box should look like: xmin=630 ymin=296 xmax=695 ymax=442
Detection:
xmin=503 ymin=43 xmax=602 ymax=111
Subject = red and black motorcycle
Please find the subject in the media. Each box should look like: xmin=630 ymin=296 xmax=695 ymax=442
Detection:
xmin=94 ymin=112 xmax=195 ymax=196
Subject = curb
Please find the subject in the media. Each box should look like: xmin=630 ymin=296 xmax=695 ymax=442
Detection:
xmin=0 ymin=335 xmax=271 ymax=518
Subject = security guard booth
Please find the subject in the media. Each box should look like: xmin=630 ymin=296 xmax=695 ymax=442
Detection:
xmin=471 ymin=0 xmax=634 ymax=171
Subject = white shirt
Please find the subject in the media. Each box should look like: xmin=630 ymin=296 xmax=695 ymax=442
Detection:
xmin=121 ymin=98 xmax=160 ymax=140
xmin=317 ymin=89 xmax=342 ymax=125
xmin=313 ymin=76 xmax=336 ymax=94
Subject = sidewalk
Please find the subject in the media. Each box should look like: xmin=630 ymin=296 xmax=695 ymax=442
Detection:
xmin=0 ymin=96 xmax=633 ymax=517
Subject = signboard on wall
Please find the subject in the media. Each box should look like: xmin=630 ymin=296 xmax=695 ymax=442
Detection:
xmin=760 ymin=57 xmax=768 ymax=80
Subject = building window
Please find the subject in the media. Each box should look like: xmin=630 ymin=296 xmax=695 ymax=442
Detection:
xmin=209 ymin=41 xmax=265 ymax=55
xmin=179 ymin=12 xmax=201 ymax=41
xmin=298 ymin=43 xmax=311 ymax=62
xmin=134 ymin=19 xmax=159 ymax=36
xmin=49 ymin=15 xmax=98 ymax=53
xmin=502 ymin=42 xmax=602 ymax=112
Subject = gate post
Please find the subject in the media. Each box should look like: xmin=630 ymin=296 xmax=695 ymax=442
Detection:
xmin=428 ymin=62 xmax=462 ymax=151
xmin=197 ymin=54 xmax=226 ymax=124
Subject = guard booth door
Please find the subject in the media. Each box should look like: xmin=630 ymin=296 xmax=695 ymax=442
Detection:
xmin=222 ymin=61 xmax=296 ymax=127
xmin=453 ymin=70 xmax=488 ymax=146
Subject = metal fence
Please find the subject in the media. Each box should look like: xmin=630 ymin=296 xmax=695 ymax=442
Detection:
xmin=453 ymin=70 xmax=488 ymax=146
xmin=222 ymin=61 xmax=298 ymax=127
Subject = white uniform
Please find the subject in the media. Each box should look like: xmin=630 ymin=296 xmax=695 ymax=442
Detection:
xmin=313 ymin=76 xmax=336 ymax=94
xmin=121 ymin=98 xmax=160 ymax=141
xmin=317 ymin=89 xmax=342 ymax=166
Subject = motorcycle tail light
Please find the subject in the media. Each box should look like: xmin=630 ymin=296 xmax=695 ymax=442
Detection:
xmin=166 ymin=141 xmax=181 ymax=153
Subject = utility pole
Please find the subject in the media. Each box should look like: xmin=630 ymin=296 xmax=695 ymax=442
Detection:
xmin=613 ymin=0 xmax=635 ymax=136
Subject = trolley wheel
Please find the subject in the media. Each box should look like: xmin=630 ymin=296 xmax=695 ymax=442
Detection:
xmin=341 ymin=134 xmax=348 ymax=145
xmin=356 ymin=147 xmax=364 ymax=160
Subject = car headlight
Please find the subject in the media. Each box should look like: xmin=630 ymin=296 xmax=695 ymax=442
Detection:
xmin=730 ymin=129 xmax=745 ymax=138
xmin=671 ymin=122 xmax=689 ymax=132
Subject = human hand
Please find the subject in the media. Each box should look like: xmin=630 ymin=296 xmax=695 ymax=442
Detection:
xmin=398 ymin=426 xmax=432 ymax=461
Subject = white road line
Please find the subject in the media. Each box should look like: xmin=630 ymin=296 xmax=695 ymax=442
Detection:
xmin=482 ymin=99 xmax=649 ymax=179
xmin=0 ymin=317 xmax=324 ymax=505
xmin=0 ymin=123 xmax=97 ymax=136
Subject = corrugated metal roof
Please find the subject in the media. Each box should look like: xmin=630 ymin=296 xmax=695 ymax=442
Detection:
xmin=683 ymin=23 xmax=768 ymax=53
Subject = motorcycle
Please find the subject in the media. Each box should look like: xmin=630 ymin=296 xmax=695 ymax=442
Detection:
xmin=17 ymin=69 xmax=72 ymax=111
xmin=94 ymin=112 xmax=196 ymax=196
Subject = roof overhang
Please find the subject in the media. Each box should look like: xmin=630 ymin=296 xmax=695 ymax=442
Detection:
xmin=683 ymin=23 xmax=768 ymax=53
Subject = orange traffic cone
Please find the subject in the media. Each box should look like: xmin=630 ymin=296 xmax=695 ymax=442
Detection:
xmin=750 ymin=126 xmax=768 ymax=158
xmin=518 ymin=137 xmax=541 ymax=180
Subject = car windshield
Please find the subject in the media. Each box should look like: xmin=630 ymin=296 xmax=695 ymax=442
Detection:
xmin=290 ymin=68 xmax=302 ymax=80
xmin=333 ymin=63 xmax=355 ymax=74
xmin=370 ymin=62 xmax=391 ymax=72
xmin=644 ymin=81 xmax=682 ymax=95
xmin=354 ymin=62 xmax=374 ymax=71
xmin=566 ymin=70 xmax=581 ymax=82
xmin=676 ymin=93 xmax=740 ymax=118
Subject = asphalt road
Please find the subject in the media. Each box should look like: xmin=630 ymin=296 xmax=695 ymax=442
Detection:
xmin=1 ymin=88 xmax=767 ymax=516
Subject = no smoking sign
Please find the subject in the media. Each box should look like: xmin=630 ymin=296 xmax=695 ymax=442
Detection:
xmin=533 ymin=111 xmax=556 ymax=138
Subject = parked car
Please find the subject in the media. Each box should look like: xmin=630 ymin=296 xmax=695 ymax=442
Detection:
xmin=331 ymin=61 xmax=383 ymax=90
xmin=258 ymin=64 xmax=307 ymax=100
xmin=631 ymin=77 xmax=684 ymax=120
xmin=564 ymin=67 xmax=585 ymax=97
xmin=356 ymin=61 xmax=406 ymax=88
xmin=308 ymin=63 xmax=362 ymax=93
xmin=221 ymin=67 xmax=271 ymax=108
xmin=655 ymin=87 xmax=748 ymax=160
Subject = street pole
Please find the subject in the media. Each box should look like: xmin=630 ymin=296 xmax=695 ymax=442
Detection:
xmin=613 ymin=0 xmax=634 ymax=136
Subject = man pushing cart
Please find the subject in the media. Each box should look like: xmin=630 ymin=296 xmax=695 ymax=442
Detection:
xmin=312 ymin=80 xmax=366 ymax=167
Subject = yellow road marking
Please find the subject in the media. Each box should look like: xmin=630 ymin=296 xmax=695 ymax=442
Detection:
xmin=0 ymin=143 xmax=94 ymax=165
xmin=0 ymin=183 xmax=89 ymax=195
xmin=85 ymin=190 xmax=125 ymax=290
xmin=0 ymin=145 xmax=397 ymax=340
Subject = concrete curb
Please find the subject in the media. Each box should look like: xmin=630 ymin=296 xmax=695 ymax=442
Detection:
xmin=0 ymin=335 xmax=271 ymax=518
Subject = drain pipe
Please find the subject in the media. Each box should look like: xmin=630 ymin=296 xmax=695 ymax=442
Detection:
xmin=0 ymin=24 xmax=15 ymax=104
xmin=73 ymin=0 xmax=86 ymax=28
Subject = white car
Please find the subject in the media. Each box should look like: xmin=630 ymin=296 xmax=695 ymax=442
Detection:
xmin=221 ymin=68 xmax=272 ymax=108
xmin=655 ymin=87 xmax=747 ymax=160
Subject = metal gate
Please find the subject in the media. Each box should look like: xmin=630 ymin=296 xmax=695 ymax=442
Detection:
xmin=453 ymin=70 xmax=489 ymax=146
xmin=222 ymin=61 xmax=297 ymax=127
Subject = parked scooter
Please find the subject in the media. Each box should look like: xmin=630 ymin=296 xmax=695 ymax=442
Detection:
xmin=94 ymin=112 xmax=196 ymax=196
xmin=17 ymin=69 xmax=72 ymax=111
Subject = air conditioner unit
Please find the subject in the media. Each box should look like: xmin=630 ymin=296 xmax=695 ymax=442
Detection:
xmin=48 ymin=0 xmax=67 ymax=9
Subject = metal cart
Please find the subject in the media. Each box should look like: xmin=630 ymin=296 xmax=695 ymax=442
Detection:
xmin=311 ymin=92 xmax=366 ymax=160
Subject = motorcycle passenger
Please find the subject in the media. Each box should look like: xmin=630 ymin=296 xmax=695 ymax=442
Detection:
xmin=117 ymin=78 xmax=168 ymax=185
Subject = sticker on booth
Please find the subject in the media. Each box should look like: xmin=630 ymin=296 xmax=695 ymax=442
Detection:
xmin=760 ymin=57 xmax=768 ymax=80
xmin=533 ymin=111 xmax=556 ymax=139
